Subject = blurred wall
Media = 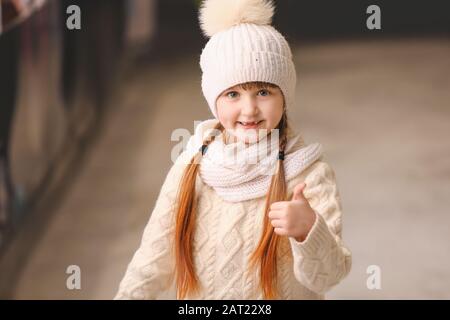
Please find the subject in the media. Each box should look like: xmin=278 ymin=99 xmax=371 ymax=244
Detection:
xmin=0 ymin=0 xmax=126 ymax=257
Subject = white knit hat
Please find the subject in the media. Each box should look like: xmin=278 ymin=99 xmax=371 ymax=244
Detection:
xmin=199 ymin=0 xmax=297 ymax=119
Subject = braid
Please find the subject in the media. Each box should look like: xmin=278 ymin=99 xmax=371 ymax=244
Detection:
xmin=174 ymin=121 xmax=224 ymax=299
xmin=276 ymin=110 xmax=288 ymax=161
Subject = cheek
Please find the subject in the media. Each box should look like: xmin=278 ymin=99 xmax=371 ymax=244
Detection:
xmin=217 ymin=103 xmax=238 ymax=123
xmin=261 ymin=99 xmax=284 ymax=125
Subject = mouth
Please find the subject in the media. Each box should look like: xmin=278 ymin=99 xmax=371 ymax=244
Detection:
xmin=236 ymin=120 xmax=264 ymax=129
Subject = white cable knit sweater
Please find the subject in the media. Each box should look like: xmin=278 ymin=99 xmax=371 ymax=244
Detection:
xmin=114 ymin=149 xmax=352 ymax=300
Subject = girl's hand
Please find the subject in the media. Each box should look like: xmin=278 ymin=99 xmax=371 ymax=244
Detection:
xmin=268 ymin=183 xmax=317 ymax=242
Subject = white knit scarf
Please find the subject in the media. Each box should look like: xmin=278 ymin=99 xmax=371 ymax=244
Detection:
xmin=185 ymin=119 xmax=323 ymax=202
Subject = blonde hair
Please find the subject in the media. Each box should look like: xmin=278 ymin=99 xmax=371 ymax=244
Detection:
xmin=174 ymin=81 xmax=290 ymax=299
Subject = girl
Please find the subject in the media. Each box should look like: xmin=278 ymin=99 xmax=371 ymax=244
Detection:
xmin=115 ymin=0 xmax=352 ymax=300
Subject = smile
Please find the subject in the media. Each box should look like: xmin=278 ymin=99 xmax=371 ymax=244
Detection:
xmin=237 ymin=120 xmax=263 ymax=129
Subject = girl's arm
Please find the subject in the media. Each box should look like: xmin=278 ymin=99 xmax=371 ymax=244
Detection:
xmin=113 ymin=155 xmax=187 ymax=300
xmin=288 ymin=161 xmax=352 ymax=295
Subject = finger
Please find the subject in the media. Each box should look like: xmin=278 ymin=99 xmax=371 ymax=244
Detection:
xmin=270 ymin=219 xmax=284 ymax=229
xmin=274 ymin=227 xmax=288 ymax=236
xmin=268 ymin=210 xmax=283 ymax=219
xmin=270 ymin=201 xmax=290 ymax=210
xmin=291 ymin=182 xmax=307 ymax=201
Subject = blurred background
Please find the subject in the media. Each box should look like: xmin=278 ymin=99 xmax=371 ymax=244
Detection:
xmin=0 ymin=0 xmax=449 ymax=299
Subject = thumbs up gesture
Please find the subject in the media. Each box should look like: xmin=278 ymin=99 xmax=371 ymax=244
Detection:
xmin=268 ymin=182 xmax=317 ymax=242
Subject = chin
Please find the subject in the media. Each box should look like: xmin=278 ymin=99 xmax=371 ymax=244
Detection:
xmin=230 ymin=128 xmax=270 ymax=144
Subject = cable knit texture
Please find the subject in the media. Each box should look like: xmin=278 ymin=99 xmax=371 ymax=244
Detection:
xmin=114 ymin=147 xmax=352 ymax=300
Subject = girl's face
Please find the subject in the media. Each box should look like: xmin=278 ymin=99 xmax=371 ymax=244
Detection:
xmin=216 ymin=83 xmax=284 ymax=144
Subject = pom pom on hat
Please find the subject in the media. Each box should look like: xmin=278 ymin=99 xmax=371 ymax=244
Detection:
xmin=199 ymin=0 xmax=275 ymax=37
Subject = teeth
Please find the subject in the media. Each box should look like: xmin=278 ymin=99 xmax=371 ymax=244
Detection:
xmin=240 ymin=121 xmax=258 ymax=125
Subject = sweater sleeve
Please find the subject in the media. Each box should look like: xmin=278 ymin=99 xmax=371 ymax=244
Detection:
xmin=288 ymin=161 xmax=352 ymax=295
xmin=113 ymin=154 xmax=188 ymax=300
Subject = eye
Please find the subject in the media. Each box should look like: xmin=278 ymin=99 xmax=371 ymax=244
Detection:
xmin=258 ymin=89 xmax=270 ymax=96
xmin=226 ymin=91 xmax=239 ymax=98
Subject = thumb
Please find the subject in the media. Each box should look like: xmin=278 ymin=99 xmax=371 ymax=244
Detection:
xmin=291 ymin=182 xmax=307 ymax=201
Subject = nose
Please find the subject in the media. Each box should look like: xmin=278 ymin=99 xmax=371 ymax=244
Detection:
xmin=240 ymin=95 xmax=259 ymax=116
